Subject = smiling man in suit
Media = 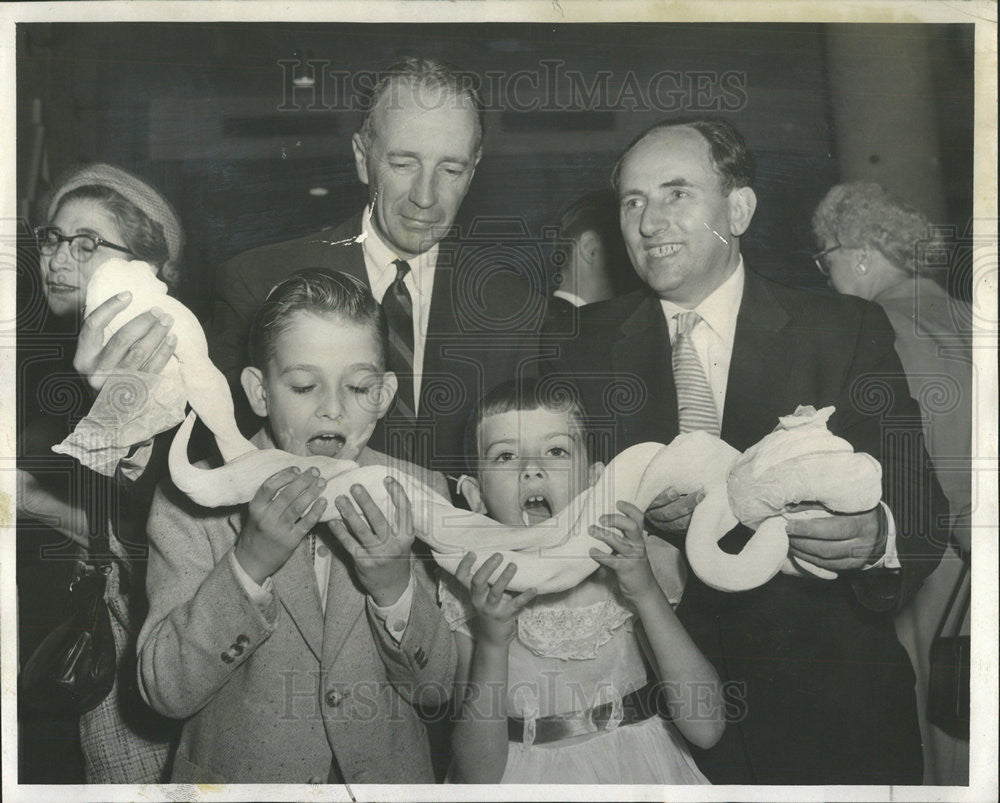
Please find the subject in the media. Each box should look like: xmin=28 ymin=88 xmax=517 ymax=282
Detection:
xmin=549 ymin=117 xmax=947 ymax=785
xmin=211 ymin=58 xmax=545 ymax=489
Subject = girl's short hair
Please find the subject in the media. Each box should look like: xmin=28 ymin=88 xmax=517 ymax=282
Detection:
xmin=53 ymin=184 xmax=174 ymax=284
xmin=248 ymin=269 xmax=388 ymax=369
xmin=465 ymin=378 xmax=590 ymax=470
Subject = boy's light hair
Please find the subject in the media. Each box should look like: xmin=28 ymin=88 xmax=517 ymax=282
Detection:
xmin=464 ymin=379 xmax=591 ymax=473
xmin=249 ymin=268 xmax=388 ymax=369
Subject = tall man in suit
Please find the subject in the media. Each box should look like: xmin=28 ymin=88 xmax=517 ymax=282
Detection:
xmin=550 ymin=117 xmax=947 ymax=784
xmin=211 ymin=58 xmax=545 ymax=489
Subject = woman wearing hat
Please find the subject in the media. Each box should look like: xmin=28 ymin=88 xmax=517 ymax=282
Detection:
xmin=18 ymin=163 xmax=185 ymax=782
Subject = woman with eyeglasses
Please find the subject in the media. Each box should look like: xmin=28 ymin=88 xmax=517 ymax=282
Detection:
xmin=18 ymin=164 xmax=182 ymax=783
xmin=812 ymin=181 xmax=972 ymax=785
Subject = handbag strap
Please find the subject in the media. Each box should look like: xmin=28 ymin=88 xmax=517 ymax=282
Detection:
xmin=80 ymin=466 xmax=113 ymax=569
xmin=932 ymin=560 xmax=970 ymax=642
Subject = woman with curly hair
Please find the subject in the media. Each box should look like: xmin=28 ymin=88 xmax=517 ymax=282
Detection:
xmin=812 ymin=181 xmax=971 ymax=784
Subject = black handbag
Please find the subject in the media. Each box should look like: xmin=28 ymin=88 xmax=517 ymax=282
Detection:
xmin=926 ymin=559 xmax=970 ymax=740
xmin=21 ymin=533 xmax=118 ymax=715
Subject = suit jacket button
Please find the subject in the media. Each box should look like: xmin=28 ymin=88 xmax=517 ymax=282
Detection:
xmin=221 ymin=650 xmax=235 ymax=664
xmin=325 ymin=689 xmax=343 ymax=708
xmin=235 ymin=634 xmax=250 ymax=647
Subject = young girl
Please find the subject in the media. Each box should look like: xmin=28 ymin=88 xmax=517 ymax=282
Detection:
xmin=441 ymin=380 xmax=723 ymax=784
xmin=137 ymin=269 xmax=455 ymax=783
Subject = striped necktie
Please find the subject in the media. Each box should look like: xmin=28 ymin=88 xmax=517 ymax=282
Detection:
xmin=672 ymin=311 xmax=720 ymax=436
xmin=382 ymin=259 xmax=416 ymax=419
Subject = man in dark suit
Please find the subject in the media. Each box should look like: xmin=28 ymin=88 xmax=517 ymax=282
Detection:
xmin=551 ymin=190 xmax=622 ymax=308
xmin=543 ymin=189 xmax=636 ymax=333
xmin=549 ymin=117 xmax=947 ymax=784
xmin=211 ymin=58 xmax=545 ymax=488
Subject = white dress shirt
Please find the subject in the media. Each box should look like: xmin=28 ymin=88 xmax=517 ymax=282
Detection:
xmin=659 ymin=258 xmax=744 ymax=420
xmin=361 ymin=207 xmax=437 ymax=415
xmin=659 ymin=257 xmax=898 ymax=570
xmin=553 ymin=289 xmax=588 ymax=308
xmin=229 ymin=545 xmax=413 ymax=643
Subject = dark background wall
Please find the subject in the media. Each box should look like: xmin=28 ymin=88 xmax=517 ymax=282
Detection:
xmin=16 ymin=22 xmax=974 ymax=318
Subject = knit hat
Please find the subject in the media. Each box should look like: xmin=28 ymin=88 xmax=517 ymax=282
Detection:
xmin=47 ymin=163 xmax=185 ymax=286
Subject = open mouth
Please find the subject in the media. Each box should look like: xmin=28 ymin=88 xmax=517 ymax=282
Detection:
xmin=306 ymin=433 xmax=346 ymax=458
xmin=647 ymin=243 xmax=682 ymax=258
xmin=46 ymin=282 xmax=77 ymax=293
xmin=521 ymin=494 xmax=554 ymax=525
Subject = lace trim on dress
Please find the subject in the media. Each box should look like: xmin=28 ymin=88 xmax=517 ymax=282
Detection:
xmin=517 ymin=594 xmax=633 ymax=661
xmin=437 ymin=573 xmax=635 ymax=659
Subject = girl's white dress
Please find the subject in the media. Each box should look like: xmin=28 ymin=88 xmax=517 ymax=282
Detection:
xmin=439 ymin=541 xmax=709 ymax=785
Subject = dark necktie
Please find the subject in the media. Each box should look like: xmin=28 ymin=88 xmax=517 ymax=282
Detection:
xmin=382 ymin=259 xmax=417 ymax=419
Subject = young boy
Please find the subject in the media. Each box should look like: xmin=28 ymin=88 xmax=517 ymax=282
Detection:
xmin=137 ymin=269 xmax=455 ymax=783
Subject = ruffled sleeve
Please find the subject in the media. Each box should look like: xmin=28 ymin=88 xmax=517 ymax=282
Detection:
xmin=437 ymin=572 xmax=474 ymax=639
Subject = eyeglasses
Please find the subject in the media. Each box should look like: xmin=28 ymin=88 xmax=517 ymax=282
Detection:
xmin=812 ymin=244 xmax=841 ymax=276
xmin=33 ymin=226 xmax=133 ymax=262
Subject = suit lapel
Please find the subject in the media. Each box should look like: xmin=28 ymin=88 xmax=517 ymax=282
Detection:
xmin=613 ymin=293 xmax=678 ymax=447
xmin=721 ymin=271 xmax=791 ymax=450
xmin=417 ymin=236 xmax=463 ymax=414
xmin=237 ymin=432 xmax=325 ymax=661
xmin=271 ymin=538 xmax=325 ymax=662
xmin=320 ymin=541 xmax=366 ymax=668
xmin=318 ymin=211 xmax=368 ymax=284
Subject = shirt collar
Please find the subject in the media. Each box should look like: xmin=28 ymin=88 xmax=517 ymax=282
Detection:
xmin=659 ymin=256 xmax=745 ymax=344
xmin=553 ymin=289 xmax=588 ymax=308
xmin=361 ymin=205 xmax=438 ymax=293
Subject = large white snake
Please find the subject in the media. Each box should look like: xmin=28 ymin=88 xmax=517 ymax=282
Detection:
xmin=56 ymin=260 xmax=884 ymax=593
xmin=168 ymin=405 xmax=883 ymax=594
xmin=53 ymin=259 xmax=255 ymax=468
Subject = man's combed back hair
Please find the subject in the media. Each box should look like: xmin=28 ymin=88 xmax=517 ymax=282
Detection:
xmin=558 ymin=189 xmax=622 ymax=246
xmin=464 ymin=378 xmax=591 ymax=471
xmin=812 ymin=182 xmax=937 ymax=276
xmin=357 ymin=57 xmax=485 ymax=153
xmin=556 ymin=189 xmax=634 ymax=293
xmin=611 ymin=116 xmax=756 ymax=196
xmin=249 ymin=268 xmax=388 ymax=369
